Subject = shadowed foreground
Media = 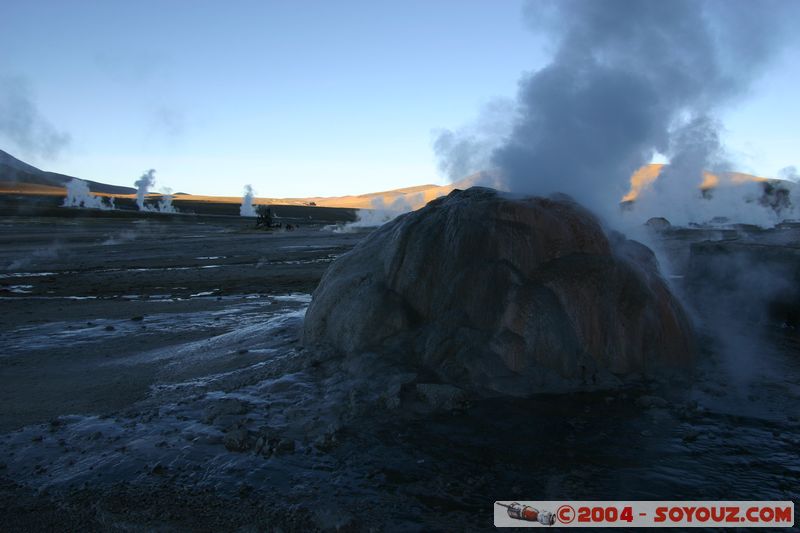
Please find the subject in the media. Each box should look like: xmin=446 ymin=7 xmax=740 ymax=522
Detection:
xmin=0 ymin=211 xmax=798 ymax=531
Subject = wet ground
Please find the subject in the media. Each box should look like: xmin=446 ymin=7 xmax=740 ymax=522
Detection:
xmin=1 ymin=214 xmax=799 ymax=531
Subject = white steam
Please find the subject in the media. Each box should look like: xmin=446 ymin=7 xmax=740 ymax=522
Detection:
xmin=157 ymin=187 xmax=177 ymax=213
xmin=240 ymin=185 xmax=256 ymax=217
xmin=325 ymin=192 xmax=435 ymax=233
xmin=134 ymin=169 xmax=156 ymax=210
xmin=350 ymin=193 xmax=426 ymax=228
xmin=778 ymin=166 xmax=798 ymax=182
xmin=624 ymin=118 xmax=797 ymax=226
xmin=63 ymin=178 xmax=114 ymax=210
xmin=133 ymin=169 xmax=178 ymax=213
xmin=435 ymin=0 xmax=799 ymax=227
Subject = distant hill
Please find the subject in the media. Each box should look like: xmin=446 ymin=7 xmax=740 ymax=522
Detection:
xmin=0 ymin=149 xmax=136 ymax=195
xmin=2 ymin=148 xmax=790 ymax=212
xmin=275 ymin=171 xmax=495 ymax=209
xmin=0 ymin=148 xmax=484 ymax=209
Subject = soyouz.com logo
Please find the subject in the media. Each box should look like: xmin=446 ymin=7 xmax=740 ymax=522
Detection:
xmin=494 ymin=501 xmax=795 ymax=527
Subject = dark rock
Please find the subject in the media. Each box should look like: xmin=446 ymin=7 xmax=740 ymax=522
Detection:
xmin=304 ymin=187 xmax=695 ymax=395
xmin=645 ymin=217 xmax=672 ymax=230
xmin=238 ymin=483 xmax=254 ymax=498
xmin=253 ymin=427 xmax=285 ymax=456
xmin=636 ymin=395 xmax=669 ymax=408
xmin=223 ymin=427 xmax=252 ymax=452
xmin=313 ymin=430 xmax=339 ymax=452
xmin=682 ymin=429 xmax=701 ymax=443
xmin=313 ymin=505 xmax=354 ymax=531
xmin=202 ymin=399 xmax=252 ymax=425
xmin=415 ymin=383 xmax=468 ymax=410
xmin=275 ymin=439 xmax=295 ymax=455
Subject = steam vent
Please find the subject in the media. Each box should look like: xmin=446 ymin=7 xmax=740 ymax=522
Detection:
xmin=304 ymin=187 xmax=695 ymax=395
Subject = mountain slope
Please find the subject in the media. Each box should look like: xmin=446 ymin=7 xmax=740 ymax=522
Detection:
xmin=0 ymin=149 xmax=136 ymax=195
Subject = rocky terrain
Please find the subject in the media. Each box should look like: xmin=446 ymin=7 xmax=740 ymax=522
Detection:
xmin=0 ymin=198 xmax=798 ymax=531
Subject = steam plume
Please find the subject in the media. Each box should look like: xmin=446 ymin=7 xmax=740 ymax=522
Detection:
xmin=437 ymin=0 xmax=796 ymax=221
xmin=433 ymin=99 xmax=514 ymax=182
xmin=0 ymin=76 xmax=70 ymax=160
xmin=134 ymin=169 xmax=156 ymax=210
xmin=779 ymin=166 xmax=798 ymax=182
xmin=240 ymin=185 xmax=256 ymax=217
xmin=157 ymin=187 xmax=177 ymax=213
xmin=63 ymin=178 xmax=114 ymax=210
xmin=629 ymin=118 xmax=797 ymax=225
xmin=349 ymin=193 xmax=427 ymax=228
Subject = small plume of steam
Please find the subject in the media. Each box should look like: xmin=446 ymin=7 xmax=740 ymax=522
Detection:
xmin=156 ymin=187 xmax=177 ymax=213
xmin=240 ymin=185 xmax=257 ymax=217
xmin=102 ymin=230 xmax=137 ymax=246
xmin=5 ymin=243 xmax=61 ymax=271
xmin=134 ymin=169 xmax=156 ymax=210
xmin=350 ymin=193 xmax=427 ymax=228
xmin=0 ymin=76 xmax=70 ymax=160
xmin=778 ymin=166 xmax=798 ymax=182
xmin=63 ymin=178 xmax=114 ymax=210
xmin=132 ymin=170 xmax=177 ymax=213
xmin=325 ymin=193 xmax=432 ymax=232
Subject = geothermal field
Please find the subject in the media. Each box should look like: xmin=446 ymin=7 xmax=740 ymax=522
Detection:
xmin=3 ymin=0 xmax=800 ymax=530
xmin=1 ymin=185 xmax=799 ymax=530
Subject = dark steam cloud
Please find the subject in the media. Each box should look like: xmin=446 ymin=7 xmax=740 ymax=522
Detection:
xmin=0 ymin=76 xmax=71 ymax=160
xmin=150 ymin=105 xmax=185 ymax=140
xmin=437 ymin=0 xmax=796 ymax=215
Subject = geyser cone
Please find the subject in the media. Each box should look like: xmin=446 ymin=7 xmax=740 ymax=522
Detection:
xmin=304 ymin=187 xmax=695 ymax=395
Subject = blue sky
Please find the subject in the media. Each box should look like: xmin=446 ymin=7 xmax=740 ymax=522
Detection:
xmin=1 ymin=1 xmax=797 ymax=197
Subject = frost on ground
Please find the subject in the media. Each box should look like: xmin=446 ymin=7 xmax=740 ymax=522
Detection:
xmin=1 ymin=215 xmax=799 ymax=531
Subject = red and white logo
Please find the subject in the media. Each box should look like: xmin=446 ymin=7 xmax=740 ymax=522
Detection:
xmin=494 ymin=501 xmax=795 ymax=528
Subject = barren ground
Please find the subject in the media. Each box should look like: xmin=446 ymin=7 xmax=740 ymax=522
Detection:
xmin=1 ymin=211 xmax=798 ymax=532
